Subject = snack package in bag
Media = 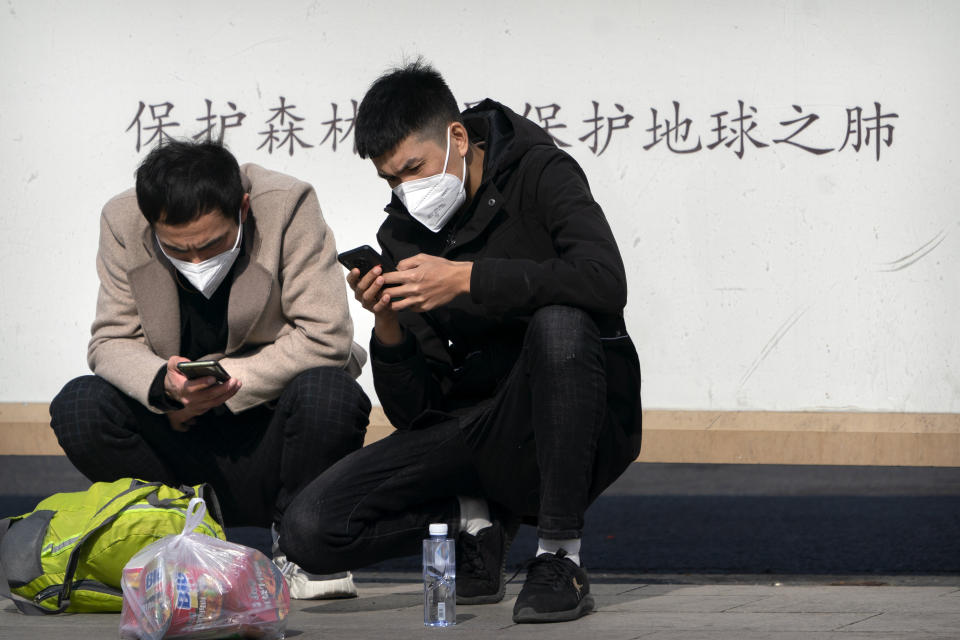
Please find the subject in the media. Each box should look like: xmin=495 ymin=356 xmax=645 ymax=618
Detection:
xmin=120 ymin=498 xmax=289 ymax=640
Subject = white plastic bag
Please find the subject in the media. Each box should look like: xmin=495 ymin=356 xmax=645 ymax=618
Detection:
xmin=120 ymin=498 xmax=290 ymax=640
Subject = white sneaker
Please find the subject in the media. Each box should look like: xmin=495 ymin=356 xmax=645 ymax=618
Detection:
xmin=271 ymin=524 xmax=358 ymax=600
xmin=272 ymin=552 xmax=358 ymax=599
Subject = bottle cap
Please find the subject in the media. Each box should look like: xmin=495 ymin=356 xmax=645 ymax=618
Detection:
xmin=428 ymin=523 xmax=448 ymax=536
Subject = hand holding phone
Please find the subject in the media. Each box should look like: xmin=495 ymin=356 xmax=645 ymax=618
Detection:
xmin=337 ymin=244 xmax=395 ymax=277
xmin=164 ymin=357 xmax=241 ymax=426
xmin=176 ymin=360 xmax=231 ymax=383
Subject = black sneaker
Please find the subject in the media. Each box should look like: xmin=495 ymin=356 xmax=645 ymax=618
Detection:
xmin=456 ymin=518 xmax=518 ymax=604
xmin=512 ymin=550 xmax=594 ymax=623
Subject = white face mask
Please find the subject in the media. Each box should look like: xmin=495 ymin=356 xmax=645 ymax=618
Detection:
xmin=158 ymin=210 xmax=243 ymax=299
xmin=393 ymin=126 xmax=466 ymax=233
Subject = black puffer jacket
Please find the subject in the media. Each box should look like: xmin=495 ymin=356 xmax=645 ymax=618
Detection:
xmin=371 ymin=99 xmax=641 ymax=455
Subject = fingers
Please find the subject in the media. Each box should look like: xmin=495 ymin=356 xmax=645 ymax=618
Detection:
xmin=380 ymin=270 xmax=406 ymax=286
xmin=373 ymin=291 xmax=400 ymax=314
xmin=164 ymin=356 xmax=191 ymax=403
xmin=345 ymin=268 xmax=361 ymax=290
xmin=348 ymin=266 xmax=378 ymax=293
xmin=360 ymin=277 xmax=385 ymax=309
xmin=167 ymin=355 xmax=190 ymax=377
xmin=183 ymin=376 xmax=217 ymax=392
xmin=396 ymin=253 xmax=426 ymax=271
xmin=180 ymin=378 xmax=241 ymax=413
xmin=358 ymin=266 xmax=382 ymax=291
xmin=389 ymin=295 xmax=425 ymax=312
xmin=350 ymin=266 xmax=391 ymax=310
xmin=202 ymin=378 xmax=241 ymax=406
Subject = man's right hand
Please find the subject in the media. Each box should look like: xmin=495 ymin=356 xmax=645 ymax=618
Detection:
xmin=163 ymin=356 xmax=241 ymax=430
xmin=346 ymin=265 xmax=403 ymax=345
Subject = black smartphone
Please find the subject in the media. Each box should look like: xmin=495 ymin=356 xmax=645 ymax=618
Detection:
xmin=176 ymin=360 xmax=230 ymax=383
xmin=337 ymin=245 xmax=395 ymax=277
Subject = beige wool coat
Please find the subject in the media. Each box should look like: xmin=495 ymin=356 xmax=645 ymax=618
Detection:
xmin=87 ymin=163 xmax=365 ymax=414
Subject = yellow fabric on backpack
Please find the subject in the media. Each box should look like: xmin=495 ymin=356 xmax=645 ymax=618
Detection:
xmin=0 ymin=478 xmax=225 ymax=614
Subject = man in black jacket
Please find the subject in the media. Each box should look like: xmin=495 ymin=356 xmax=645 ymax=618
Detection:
xmin=281 ymin=61 xmax=642 ymax=623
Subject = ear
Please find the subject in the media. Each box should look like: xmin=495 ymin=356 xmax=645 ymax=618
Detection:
xmin=240 ymin=193 xmax=251 ymax=223
xmin=450 ymin=122 xmax=470 ymax=158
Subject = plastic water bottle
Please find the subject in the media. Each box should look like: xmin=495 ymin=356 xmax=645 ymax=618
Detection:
xmin=423 ymin=523 xmax=456 ymax=627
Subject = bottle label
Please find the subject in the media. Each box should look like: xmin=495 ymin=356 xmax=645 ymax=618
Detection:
xmin=437 ymin=602 xmax=446 ymax=621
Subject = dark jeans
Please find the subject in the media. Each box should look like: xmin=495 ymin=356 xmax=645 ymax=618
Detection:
xmin=281 ymin=306 xmax=638 ymax=574
xmin=50 ymin=367 xmax=371 ymax=527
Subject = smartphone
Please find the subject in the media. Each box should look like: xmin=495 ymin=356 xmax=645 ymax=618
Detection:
xmin=337 ymin=245 xmax=396 ymax=277
xmin=176 ymin=360 xmax=230 ymax=383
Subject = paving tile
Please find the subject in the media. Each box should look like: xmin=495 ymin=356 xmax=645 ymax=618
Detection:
xmin=622 ymin=611 xmax=871 ymax=632
xmin=602 ymin=593 xmax=770 ymax=613
xmin=0 ymin=609 xmax=122 ymax=639
xmin=642 ymin=631 xmax=940 ymax=640
xmin=611 ymin=583 xmax=684 ymax=597
xmin=842 ymin=612 xmax=960 ymax=634
xmin=657 ymin=584 xmax=789 ymax=597
xmin=4 ymin=582 xmax=960 ymax=640
xmin=589 ymin=581 xmax=652 ymax=596
xmin=730 ymin=585 xmax=960 ymax=614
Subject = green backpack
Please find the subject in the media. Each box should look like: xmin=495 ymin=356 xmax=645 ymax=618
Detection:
xmin=0 ymin=478 xmax=226 ymax=615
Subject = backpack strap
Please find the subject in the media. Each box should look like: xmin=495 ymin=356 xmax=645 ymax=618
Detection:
xmin=145 ymin=484 xmax=194 ymax=508
xmin=0 ymin=517 xmax=50 ymax=616
xmin=144 ymin=484 xmax=224 ymax=526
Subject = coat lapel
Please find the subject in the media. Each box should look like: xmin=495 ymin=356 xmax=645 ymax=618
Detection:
xmin=128 ymin=232 xmax=180 ymax=359
xmin=226 ymin=213 xmax=272 ymax=354
xmin=127 ymin=213 xmax=272 ymax=360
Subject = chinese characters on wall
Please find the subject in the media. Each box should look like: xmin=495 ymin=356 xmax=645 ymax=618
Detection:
xmin=126 ymin=97 xmax=898 ymax=161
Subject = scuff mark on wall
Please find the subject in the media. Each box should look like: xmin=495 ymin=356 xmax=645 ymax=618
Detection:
xmin=738 ymin=303 xmax=811 ymax=391
xmin=736 ymin=219 xmax=957 ymax=397
xmin=876 ymin=227 xmax=949 ymax=272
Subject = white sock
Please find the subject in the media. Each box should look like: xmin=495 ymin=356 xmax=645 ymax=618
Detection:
xmin=457 ymin=496 xmax=492 ymax=536
xmin=537 ymin=537 xmax=581 ymax=566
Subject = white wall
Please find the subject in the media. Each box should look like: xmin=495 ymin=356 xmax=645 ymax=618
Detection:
xmin=1 ymin=0 xmax=957 ymax=412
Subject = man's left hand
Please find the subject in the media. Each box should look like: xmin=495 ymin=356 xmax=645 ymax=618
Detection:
xmin=382 ymin=254 xmax=472 ymax=312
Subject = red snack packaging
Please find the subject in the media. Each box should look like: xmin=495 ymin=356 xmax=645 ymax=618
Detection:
xmin=120 ymin=498 xmax=289 ymax=640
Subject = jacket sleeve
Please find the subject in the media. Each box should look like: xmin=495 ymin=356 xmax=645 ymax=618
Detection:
xmin=369 ymin=325 xmax=434 ymax=430
xmin=220 ymin=187 xmax=360 ymax=413
xmin=87 ymin=207 xmax=169 ymax=413
xmin=369 ymin=242 xmax=455 ymax=429
xmin=469 ymin=150 xmax=628 ymax=315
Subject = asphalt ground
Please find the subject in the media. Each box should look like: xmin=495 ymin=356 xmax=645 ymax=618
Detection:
xmin=2 ymin=457 xmax=957 ymax=575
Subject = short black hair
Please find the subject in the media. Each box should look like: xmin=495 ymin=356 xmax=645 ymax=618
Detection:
xmin=135 ymin=140 xmax=244 ymax=226
xmin=354 ymin=59 xmax=462 ymax=159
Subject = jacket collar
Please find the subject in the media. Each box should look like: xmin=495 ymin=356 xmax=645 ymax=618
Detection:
xmin=382 ymin=181 xmax=506 ymax=259
xmin=128 ymin=211 xmax=271 ymax=359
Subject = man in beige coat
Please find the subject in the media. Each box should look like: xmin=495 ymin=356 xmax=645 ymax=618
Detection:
xmin=50 ymin=140 xmax=370 ymax=599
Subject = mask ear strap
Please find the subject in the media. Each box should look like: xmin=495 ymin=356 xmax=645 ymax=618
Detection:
xmin=440 ymin=125 xmax=453 ymax=176
xmin=230 ymin=208 xmax=244 ymax=250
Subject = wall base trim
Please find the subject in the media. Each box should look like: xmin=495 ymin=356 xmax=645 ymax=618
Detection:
xmin=2 ymin=403 xmax=957 ymax=466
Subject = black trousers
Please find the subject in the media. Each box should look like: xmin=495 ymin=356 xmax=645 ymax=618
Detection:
xmin=49 ymin=367 xmax=371 ymax=527
xmin=281 ymin=306 xmax=640 ymax=574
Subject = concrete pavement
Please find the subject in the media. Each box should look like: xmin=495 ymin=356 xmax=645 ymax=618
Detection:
xmin=2 ymin=572 xmax=959 ymax=639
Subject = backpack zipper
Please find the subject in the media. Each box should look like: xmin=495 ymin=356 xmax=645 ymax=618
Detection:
xmin=35 ymin=579 xmax=121 ymax=604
